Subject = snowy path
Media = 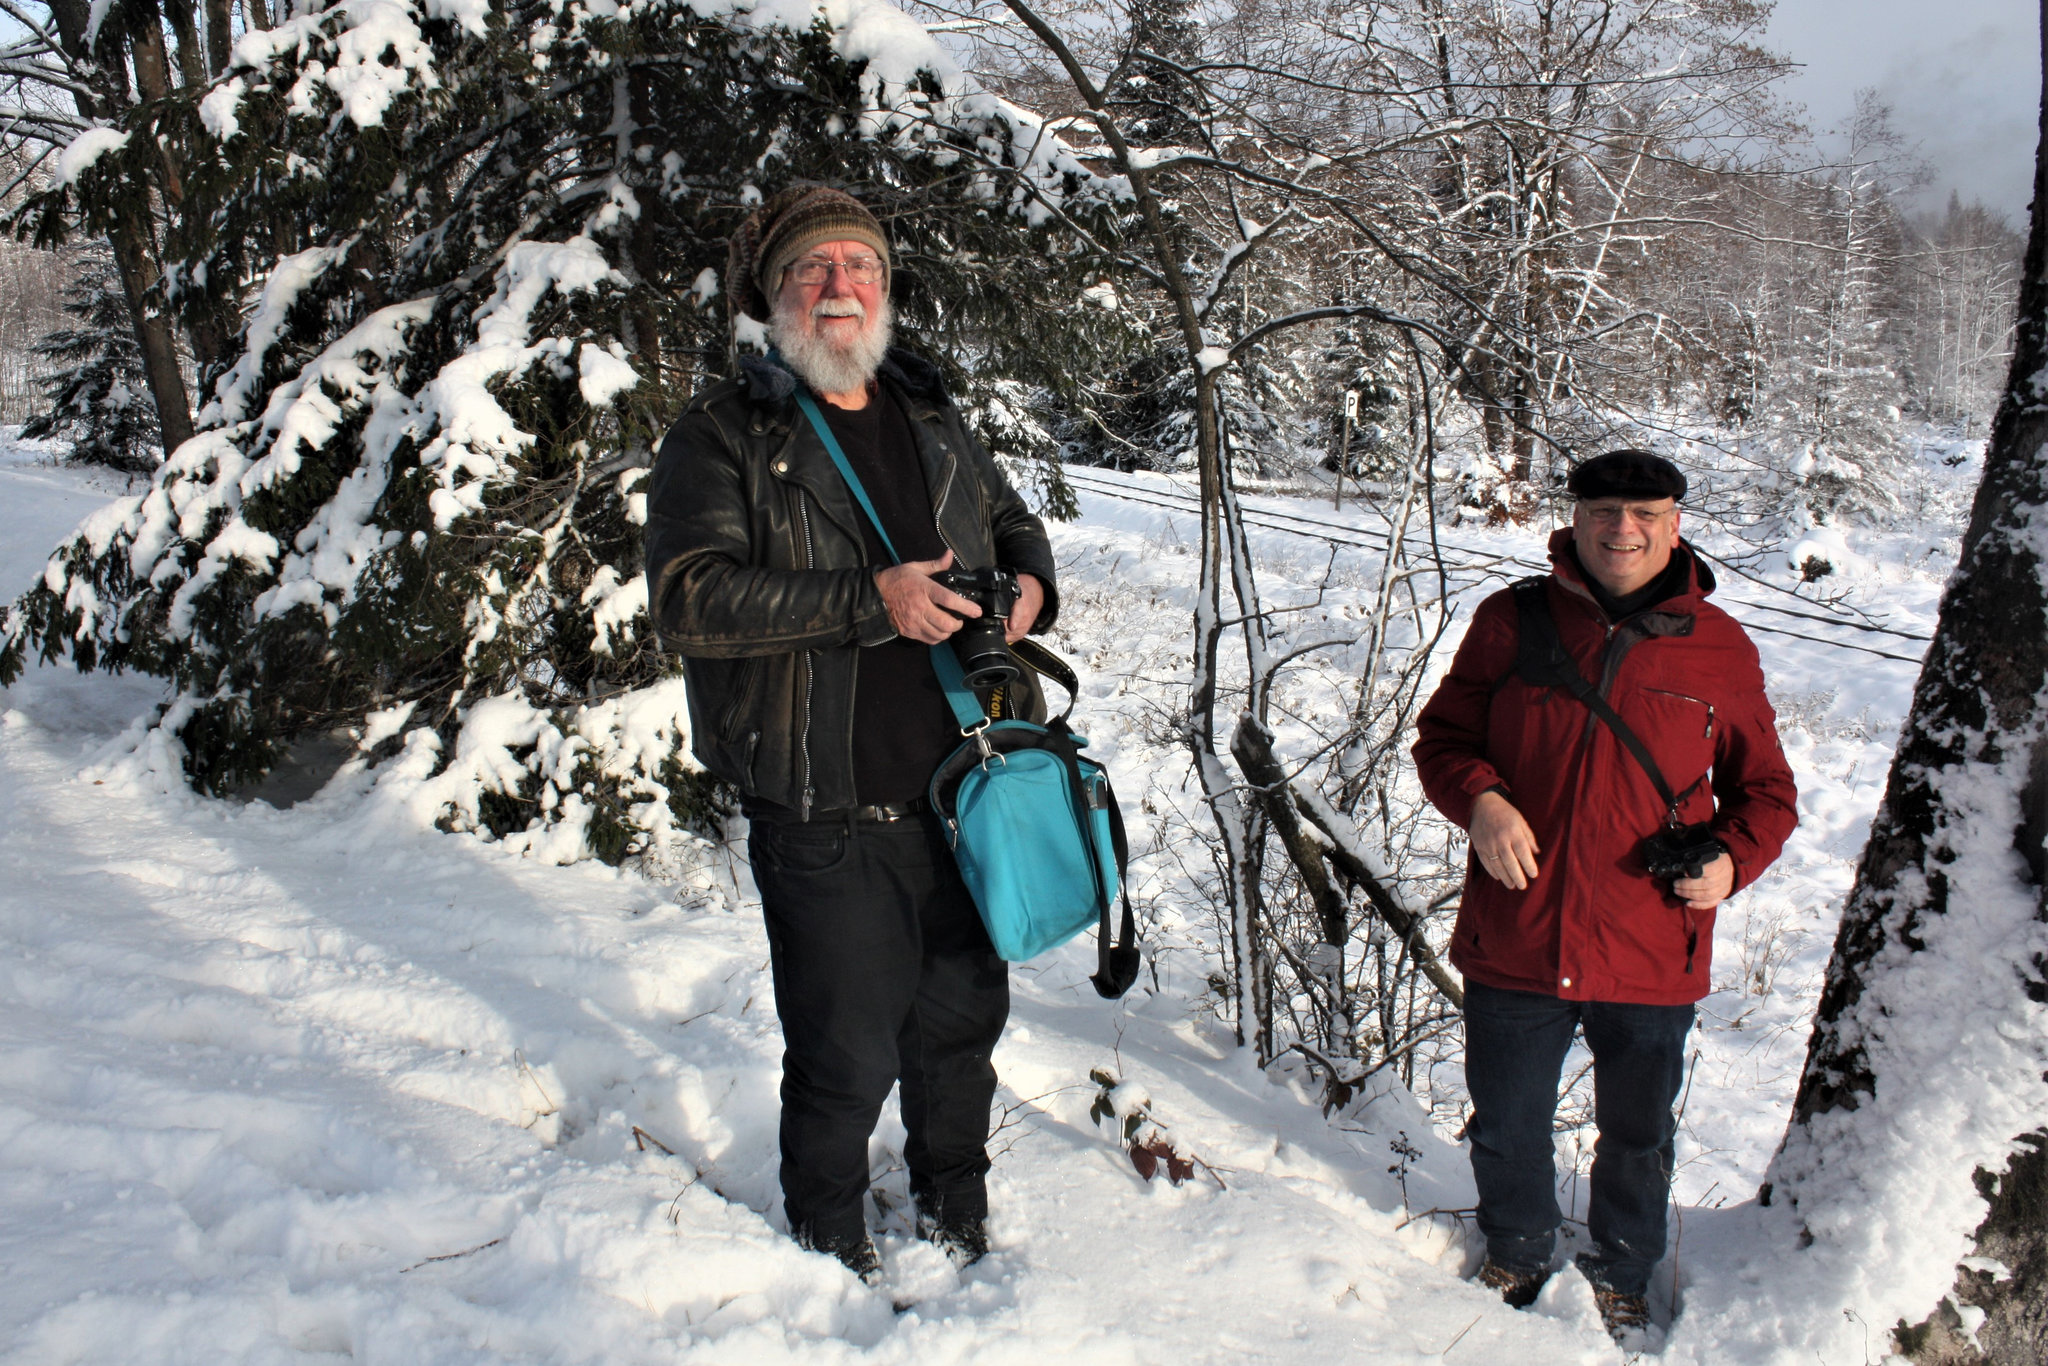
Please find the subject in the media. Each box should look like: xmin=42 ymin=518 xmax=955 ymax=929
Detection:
xmin=0 ymin=452 xmax=1629 ymax=1363
xmin=0 ymin=435 xmax=1964 ymax=1364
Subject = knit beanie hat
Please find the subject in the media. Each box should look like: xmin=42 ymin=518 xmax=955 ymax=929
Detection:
xmin=726 ymin=184 xmax=891 ymax=326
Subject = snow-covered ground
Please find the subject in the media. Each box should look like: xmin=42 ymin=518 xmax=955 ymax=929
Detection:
xmin=0 ymin=429 xmax=1973 ymax=1363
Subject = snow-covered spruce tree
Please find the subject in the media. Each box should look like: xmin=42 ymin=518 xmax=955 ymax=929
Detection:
xmin=1759 ymin=50 xmax=2048 ymax=1364
xmin=20 ymin=250 xmax=162 ymax=474
xmin=1102 ymin=0 xmax=1206 ymax=150
xmin=0 ymin=0 xmax=1125 ymax=869
xmin=1779 ymin=157 xmax=1909 ymax=522
xmin=1311 ymin=311 xmax=1402 ymax=485
xmin=1058 ymin=0 xmax=1209 ymax=475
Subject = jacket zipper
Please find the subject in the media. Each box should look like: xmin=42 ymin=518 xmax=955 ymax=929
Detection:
xmin=799 ymin=492 xmax=816 ymax=819
xmin=1595 ymin=620 xmax=1627 ymax=698
xmin=927 ymin=447 xmax=980 ymax=724
xmin=1645 ymin=687 xmax=1716 ymax=738
xmin=929 ymin=442 xmax=959 ymax=559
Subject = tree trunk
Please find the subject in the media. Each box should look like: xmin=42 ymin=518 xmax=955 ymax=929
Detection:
xmin=46 ymin=0 xmax=197 ymax=456
xmin=1765 ymin=6 xmax=2048 ymax=1359
xmin=205 ymin=0 xmax=232 ymax=75
xmin=161 ymin=0 xmax=207 ymax=91
xmin=1892 ymin=1135 xmax=2048 ymax=1364
xmin=1000 ymin=0 xmax=1265 ymax=1051
xmin=124 ymin=0 xmax=179 ymax=106
xmin=108 ymin=207 xmax=197 ymax=457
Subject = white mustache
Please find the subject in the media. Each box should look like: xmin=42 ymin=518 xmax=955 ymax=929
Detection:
xmin=770 ymin=292 xmax=893 ymax=397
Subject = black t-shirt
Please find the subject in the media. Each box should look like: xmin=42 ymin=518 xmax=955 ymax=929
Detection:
xmin=818 ymin=389 xmax=963 ymax=805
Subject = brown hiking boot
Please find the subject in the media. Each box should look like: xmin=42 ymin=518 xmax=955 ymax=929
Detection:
xmin=1477 ymin=1257 xmax=1547 ymax=1308
xmin=1593 ymin=1284 xmax=1651 ymax=1342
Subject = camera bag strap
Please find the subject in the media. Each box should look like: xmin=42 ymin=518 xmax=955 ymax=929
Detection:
xmin=791 ymin=386 xmax=984 ymax=730
xmin=790 ymin=387 xmax=1140 ymax=998
xmin=1510 ymin=575 xmax=1702 ymax=824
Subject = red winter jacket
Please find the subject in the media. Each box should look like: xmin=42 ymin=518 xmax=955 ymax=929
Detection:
xmin=1412 ymin=532 xmax=1798 ymax=1005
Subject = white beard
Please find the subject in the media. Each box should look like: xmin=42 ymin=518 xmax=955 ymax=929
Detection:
xmin=769 ymin=293 xmax=893 ymax=397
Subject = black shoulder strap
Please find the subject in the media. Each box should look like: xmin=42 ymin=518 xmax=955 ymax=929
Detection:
xmin=1093 ymin=765 xmax=1139 ymax=999
xmin=1511 ymin=576 xmax=1696 ymax=821
xmin=1039 ymin=717 xmax=1139 ymax=998
xmin=1009 ymin=637 xmax=1080 ymax=724
xmin=1511 ymin=577 xmax=1584 ymax=693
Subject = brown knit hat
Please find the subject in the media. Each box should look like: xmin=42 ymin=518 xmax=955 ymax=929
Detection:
xmin=726 ymin=184 xmax=891 ymax=326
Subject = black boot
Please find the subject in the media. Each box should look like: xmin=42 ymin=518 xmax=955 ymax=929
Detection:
xmin=795 ymin=1225 xmax=883 ymax=1285
xmin=913 ymin=1194 xmax=990 ymax=1268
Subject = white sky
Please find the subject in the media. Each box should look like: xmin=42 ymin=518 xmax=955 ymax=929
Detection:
xmin=1764 ymin=0 xmax=2040 ymax=223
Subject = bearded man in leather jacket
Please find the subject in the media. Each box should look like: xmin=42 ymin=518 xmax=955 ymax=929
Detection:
xmin=643 ymin=185 xmax=1058 ymax=1283
xmin=1412 ymin=450 xmax=1797 ymax=1337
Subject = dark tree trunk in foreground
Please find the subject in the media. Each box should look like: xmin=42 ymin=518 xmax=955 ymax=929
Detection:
xmin=1895 ymin=1140 xmax=2047 ymax=1364
xmin=1769 ymin=6 xmax=2048 ymax=1360
xmin=43 ymin=0 xmax=197 ymax=456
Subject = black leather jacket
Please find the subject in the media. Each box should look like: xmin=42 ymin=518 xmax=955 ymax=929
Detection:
xmin=644 ymin=349 xmax=1060 ymax=816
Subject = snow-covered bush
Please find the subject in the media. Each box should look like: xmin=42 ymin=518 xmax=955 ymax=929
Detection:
xmin=1 ymin=0 xmax=1127 ymax=868
xmin=20 ymin=252 xmax=160 ymax=474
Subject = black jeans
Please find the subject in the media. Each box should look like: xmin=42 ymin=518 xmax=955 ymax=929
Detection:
xmin=1462 ymin=980 xmax=1694 ymax=1296
xmin=748 ymin=810 xmax=1009 ymax=1244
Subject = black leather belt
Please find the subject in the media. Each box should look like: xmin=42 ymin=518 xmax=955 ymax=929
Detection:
xmin=748 ymin=796 xmax=929 ymax=825
xmin=835 ymin=798 xmax=927 ymax=823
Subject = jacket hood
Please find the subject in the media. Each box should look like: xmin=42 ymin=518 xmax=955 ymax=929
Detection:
xmin=1545 ymin=527 xmax=1716 ymax=603
xmin=734 ymin=347 xmax=952 ymax=409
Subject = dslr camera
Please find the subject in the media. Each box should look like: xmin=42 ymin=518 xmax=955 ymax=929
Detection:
xmin=932 ymin=565 xmax=1020 ymax=687
xmin=1640 ymin=821 xmax=1725 ymax=881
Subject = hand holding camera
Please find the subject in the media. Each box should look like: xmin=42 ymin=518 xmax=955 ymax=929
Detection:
xmin=875 ymin=554 xmax=1038 ymax=687
xmin=931 ymin=565 xmax=1020 ymax=686
xmin=1643 ymin=821 xmax=1733 ymax=909
xmin=876 ymin=551 xmax=980 ymax=645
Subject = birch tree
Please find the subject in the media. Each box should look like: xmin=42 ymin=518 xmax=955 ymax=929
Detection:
xmin=969 ymin=0 xmax=1801 ymax=1083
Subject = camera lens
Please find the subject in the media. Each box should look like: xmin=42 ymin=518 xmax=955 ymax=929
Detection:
xmin=953 ymin=626 xmax=1019 ymax=686
xmin=933 ymin=567 xmax=1021 ymax=687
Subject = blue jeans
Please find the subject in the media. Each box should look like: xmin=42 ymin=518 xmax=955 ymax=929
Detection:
xmin=1462 ymin=980 xmax=1693 ymax=1296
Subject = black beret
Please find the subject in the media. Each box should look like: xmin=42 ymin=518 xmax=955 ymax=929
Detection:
xmin=1567 ymin=449 xmax=1687 ymax=501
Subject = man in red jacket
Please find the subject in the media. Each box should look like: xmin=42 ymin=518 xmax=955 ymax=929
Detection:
xmin=1412 ymin=450 xmax=1797 ymax=1335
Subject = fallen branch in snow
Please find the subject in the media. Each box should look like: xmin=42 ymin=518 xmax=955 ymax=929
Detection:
xmin=400 ymin=1238 xmax=505 ymax=1273
xmin=1436 ymin=1314 xmax=1481 ymax=1358
xmin=664 ymin=1171 xmax=710 ymax=1227
xmin=1391 ymin=1204 xmax=1476 ymax=1234
xmin=987 ymin=1084 xmax=1089 ymax=1162
xmin=632 ymin=1125 xmax=675 ymax=1156
xmin=1232 ymin=717 xmax=1464 ymax=1008
xmin=513 ymin=1049 xmax=559 ymax=1127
